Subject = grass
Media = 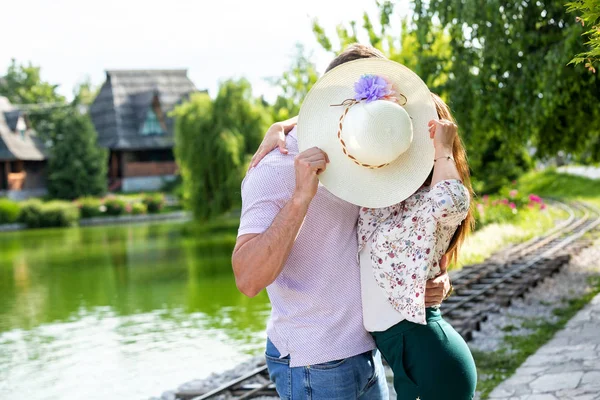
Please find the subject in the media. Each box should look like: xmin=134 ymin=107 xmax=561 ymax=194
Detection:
xmin=473 ymin=276 xmax=600 ymax=398
xmin=457 ymin=204 xmax=568 ymax=267
xmin=517 ymin=168 xmax=600 ymax=208
xmin=456 ymin=168 xmax=600 ymax=268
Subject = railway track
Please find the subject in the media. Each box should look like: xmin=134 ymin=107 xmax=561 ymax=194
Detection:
xmin=443 ymin=200 xmax=600 ymax=339
xmin=185 ymin=200 xmax=600 ymax=400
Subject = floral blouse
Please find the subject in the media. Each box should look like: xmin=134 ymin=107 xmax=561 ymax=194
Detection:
xmin=357 ymin=179 xmax=470 ymax=325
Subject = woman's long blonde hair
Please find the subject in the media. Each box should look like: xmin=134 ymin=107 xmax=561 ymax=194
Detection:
xmin=429 ymin=93 xmax=475 ymax=265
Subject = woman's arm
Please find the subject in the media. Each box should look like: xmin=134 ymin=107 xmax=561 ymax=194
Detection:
xmin=428 ymin=119 xmax=461 ymax=185
xmin=425 ymin=119 xmax=470 ymax=226
xmin=249 ymin=116 xmax=298 ymax=169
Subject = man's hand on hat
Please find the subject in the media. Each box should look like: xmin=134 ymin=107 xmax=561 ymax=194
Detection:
xmin=428 ymin=119 xmax=457 ymax=151
xmin=292 ymin=147 xmax=330 ymax=206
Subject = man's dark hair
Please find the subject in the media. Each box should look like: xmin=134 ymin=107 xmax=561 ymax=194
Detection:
xmin=325 ymin=44 xmax=387 ymax=73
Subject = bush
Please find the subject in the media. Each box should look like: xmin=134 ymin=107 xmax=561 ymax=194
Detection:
xmin=18 ymin=199 xmax=44 ymax=228
xmin=40 ymin=201 xmax=80 ymax=227
xmin=19 ymin=199 xmax=80 ymax=228
xmin=78 ymin=197 xmax=105 ymax=218
xmin=143 ymin=193 xmax=166 ymax=214
xmin=0 ymin=198 xmax=21 ymax=224
xmin=131 ymin=202 xmax=147 ymax=215
xmin=104 ymin=197 xmax=127 ymax=216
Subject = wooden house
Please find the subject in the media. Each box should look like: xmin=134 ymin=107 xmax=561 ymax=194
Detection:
xmin=0 ymin=96 xmax=48 ymax=199
xmin=90 ymin=69 xmax=197 ymax=192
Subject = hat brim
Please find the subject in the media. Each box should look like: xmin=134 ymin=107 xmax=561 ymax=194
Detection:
xmin=297 ymin=58 xmax=437 ymax=209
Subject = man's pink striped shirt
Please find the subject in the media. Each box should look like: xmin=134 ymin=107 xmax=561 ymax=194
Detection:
xmin=238 ymin=127 xmax=375 ymax=367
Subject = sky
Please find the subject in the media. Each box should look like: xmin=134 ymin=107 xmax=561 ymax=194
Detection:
xmin=1 ymin=0 xmax=410 ymax=102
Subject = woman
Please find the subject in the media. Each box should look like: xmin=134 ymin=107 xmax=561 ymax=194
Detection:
xmin=252 ymin=93 xmax=477 ymax=399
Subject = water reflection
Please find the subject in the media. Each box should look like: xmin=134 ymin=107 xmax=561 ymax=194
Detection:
xmin=0 ymin=220 xmax=270 ymax=400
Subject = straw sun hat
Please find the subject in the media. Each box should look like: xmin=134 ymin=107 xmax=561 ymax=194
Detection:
xmin=297 ymin=58 xmax=438 ymax=209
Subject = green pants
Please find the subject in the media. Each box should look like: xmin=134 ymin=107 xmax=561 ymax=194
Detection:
xmin=371 ymin=308 xmax=477 ymax=400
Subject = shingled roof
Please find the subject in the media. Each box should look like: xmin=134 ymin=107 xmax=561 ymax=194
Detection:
xmin=89 ymin=69 xmax=197 ymax=150
xmin=0 ymin=96 xmax=47 ymax=161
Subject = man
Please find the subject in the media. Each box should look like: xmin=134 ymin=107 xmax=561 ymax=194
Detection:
xmin=232 ymin=44 xmax=451 ymax=399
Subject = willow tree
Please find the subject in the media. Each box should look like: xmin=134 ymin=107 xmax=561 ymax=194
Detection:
xmin=173 ymin=79 xmax=272 ymax=220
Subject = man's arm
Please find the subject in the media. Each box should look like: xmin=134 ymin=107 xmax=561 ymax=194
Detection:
xmin=233 ymin=196 xmax=309 ymax=297
xmin=232 ymin=147 xmax=328 ymax=297
xmin=425 ymin=255 xmax=452 ymax=306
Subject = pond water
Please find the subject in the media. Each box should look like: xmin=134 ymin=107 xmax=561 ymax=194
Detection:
xmin=0 ymin=221 xmax=270 ymax=400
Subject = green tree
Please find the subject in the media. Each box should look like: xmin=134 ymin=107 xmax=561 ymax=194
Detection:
xmin=567 ymin=0 xmax=600 ymax=71
xmin=270 ymin=43 xmax=320 ymax=121
xmin=0 ymin=59 xmax=65 ymax=105
xmin=312 ymin=1 xmax=452 ymax=92
xmin=173 ymin=79 xmax=271 ymax=220
xmin=307 ymin=0 xmax=600 ymax=191
xmin=212 ymin=79 xmax=272 ymax=156
xmin=0 ymin=59 xmax=67 ymax=132
xmin=44 ymin=107 xmax=107 ymax=199
xmin=412 ymin=0 xmax=600 ymax=192
xmin=72 ymin=77 xmax=99 ymax=106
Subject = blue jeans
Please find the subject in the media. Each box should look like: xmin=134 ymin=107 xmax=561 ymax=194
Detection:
xmin=265 ymin=338 xmax=389 ymax=399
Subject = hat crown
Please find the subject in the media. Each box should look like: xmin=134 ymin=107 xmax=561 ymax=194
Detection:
xmin=341 ymin=100 xmax=413 ymax=166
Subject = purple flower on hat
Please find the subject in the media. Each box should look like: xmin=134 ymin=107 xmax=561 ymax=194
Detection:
xmin=354 ymin=74 xmax=394 ymax=103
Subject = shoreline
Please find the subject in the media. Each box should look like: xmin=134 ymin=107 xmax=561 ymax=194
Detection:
xmin=0 ymin=210 xmax=191 ymax=232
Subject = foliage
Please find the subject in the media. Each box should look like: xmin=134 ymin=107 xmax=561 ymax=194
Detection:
xmin=212 ymin=78 xmax=272 ymax=156
xmin=517 ymin=168 xmax=600 ymax=201
xmin=142 ymin=193 xmax=165 ymax=214
xmin=0 ymin=198 xmax=21 ymax=224
xmin=0 ymin=59 xmax=65 ymax=106
xmin=42 ymin=106 xmax=107 ymax=200
xmin=72 ymin=77 xmax=99 ymax=106
xmin=131 ymin=202 xmax=147 ymax=215
xmin=18 ymin=199 xmax=80 ymax=228
xmin=104 ymin=197 xmax=127 ymax=216
xmin=173 ymin=80 xmax=271 ymax=220
xmin=269 ymin=43 xmax=320 ymax=120
xmin=39 ymin=201 xmax=81 ymax=227
xmin=474 ymin=189 xmax=547 ymax=229
xmin=18 ymin=199 xmax=44 ymax=228
xmin=0 ymin=59 xmax=67 ymax=132
xmin=412 ymin=0 xmax=600 ymax=189
xmin=77 ymin=197 xmax=105 ymax=218
xmin=307 ymin=0 xmax=600 ymax=192
xmin=312 ymin=1 xmax=452 ymax=92
xmin=566 ymin=0 xmax=600 ymax=71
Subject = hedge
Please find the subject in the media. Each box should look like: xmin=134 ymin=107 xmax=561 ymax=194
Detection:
xmin=78 ymin=197 xmax=105 ymax=218
xmin=143 ymin=193 xmax=166 ymax=214
xmin=104 ymin=197 xmax=127 ymax=216
xmin=0 ymin=198 xmax=21 ymax=224
xmin=18 ymin=199 xmax=80 ymax=228
xmin=131 ymin=202 xmax=147 ymax=215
